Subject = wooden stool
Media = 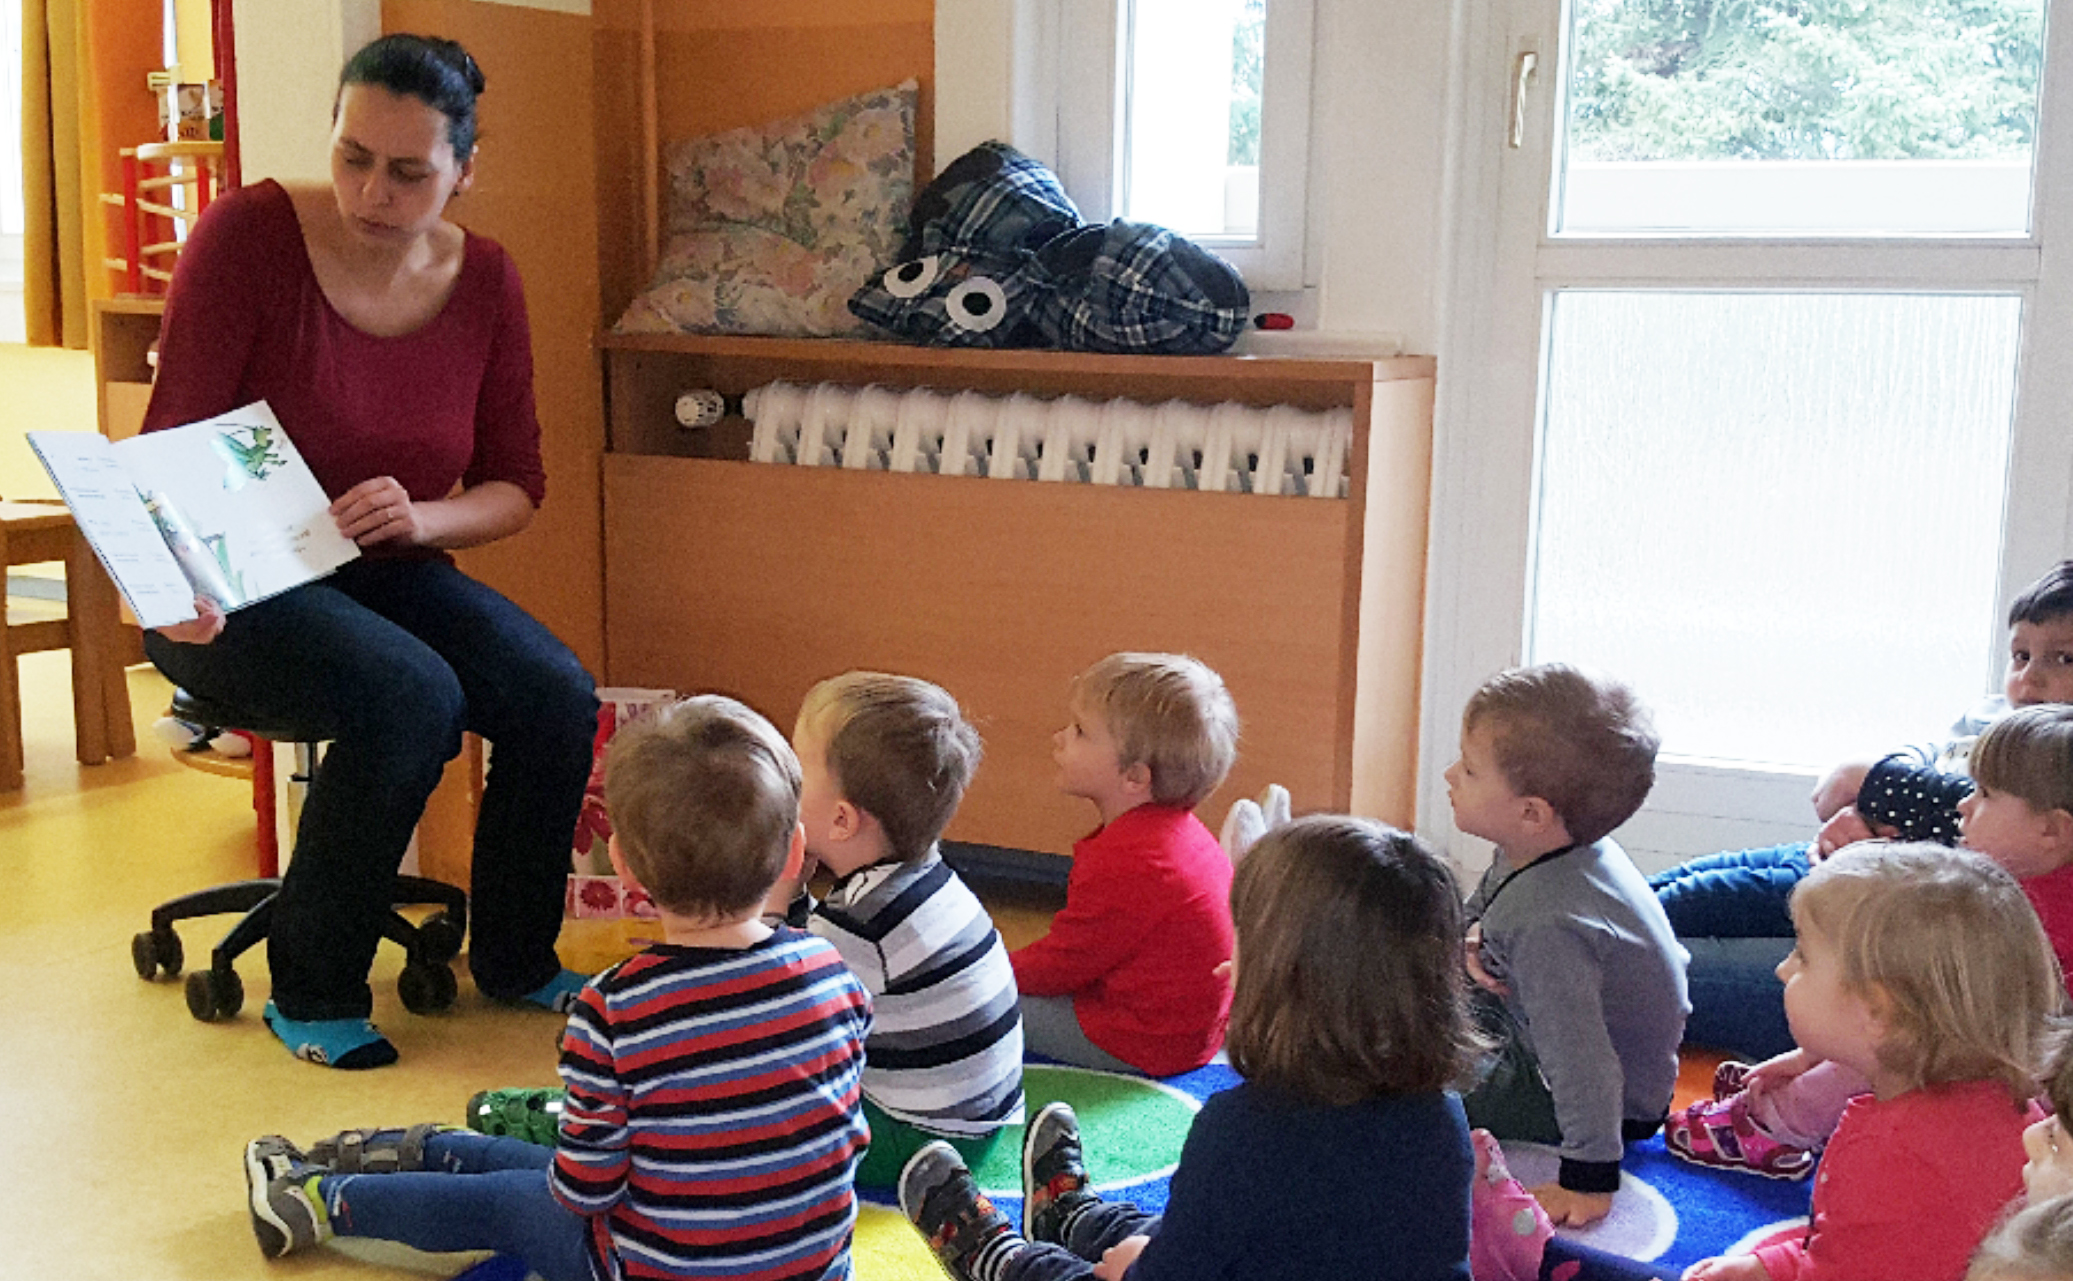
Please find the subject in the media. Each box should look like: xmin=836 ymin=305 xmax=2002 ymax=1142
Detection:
xmin=0 ymin=500 xmax=137 ymax=790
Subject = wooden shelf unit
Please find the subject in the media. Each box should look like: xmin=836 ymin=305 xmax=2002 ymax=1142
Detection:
xmin=600 ymin=333 xmax=1435 ymax=861
xmin=91 ymin=295 xmax=166 ymax=444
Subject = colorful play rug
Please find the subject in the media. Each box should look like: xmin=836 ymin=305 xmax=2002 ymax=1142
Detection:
xmin=856 ymin=1061 xmax=1815 ymax=1281
xmin=343 ymin=1060 xmax=1811 ymax=1279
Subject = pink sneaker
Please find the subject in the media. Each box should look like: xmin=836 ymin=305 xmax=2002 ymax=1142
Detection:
xmin=1663 ymin=1092 xmax=1816 ymax=1180
xmin=1469 ymin=1129 xmax=1553 ymax=1281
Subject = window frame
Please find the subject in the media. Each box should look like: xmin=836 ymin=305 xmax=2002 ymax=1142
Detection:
xmin=1419 ymin=0 xmax=2073 ymax=874
xmin=1045 ymin=0 xmax=1315 ymax=292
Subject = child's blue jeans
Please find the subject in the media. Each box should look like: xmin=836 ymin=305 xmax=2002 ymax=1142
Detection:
xmin=1003 ymin=1200 xmax=1161 ymax=1281
xmin=322 ymin=1131 xmax=592 ymax=1281
xmin=1649 ymin=843 xmax=1808 ymax=1060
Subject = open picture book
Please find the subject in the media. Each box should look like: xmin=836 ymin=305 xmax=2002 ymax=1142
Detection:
xmin=30 ymin=401 xmax=359 ymax=630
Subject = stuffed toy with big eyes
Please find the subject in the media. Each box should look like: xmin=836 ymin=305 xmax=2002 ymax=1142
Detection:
xmin=849 ymin=141 xmax=1250 ymax=355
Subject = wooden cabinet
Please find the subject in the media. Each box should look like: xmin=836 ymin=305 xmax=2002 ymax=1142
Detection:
xmin=600 ymin=333 xmax=1434 ymax=863
xmin=91 ymin=296 xmax=164 ymax=443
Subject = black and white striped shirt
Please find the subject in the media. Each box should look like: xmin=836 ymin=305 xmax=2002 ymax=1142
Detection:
xmin=809 ymin=851 xmax=1025 ymax=1138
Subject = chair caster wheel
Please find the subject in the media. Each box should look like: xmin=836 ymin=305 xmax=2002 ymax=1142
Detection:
xmin=399 ymin=961 xmax=458 ymax=1015
xmin=133 ymin=928 xmax=184 ymax=980
xmin=186 ymin=967 xmax=244 ymax=1021
xmin=416 ymin=911 xmax=465 ymax=965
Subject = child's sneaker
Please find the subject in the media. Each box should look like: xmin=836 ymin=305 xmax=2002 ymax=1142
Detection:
xmin=307 ymin=1123 xmax=452 ymax=1173
xmin=1712 ymin=1059 xmax=1754 ymax=1100
xmin=1663 ymin=1092 xmax=1817 ymax=1180
xmin=467 ymin=1088 xmax=566 ymax=1147
xmin=244 ymin=1135 xmax=332 ymax=1258
xmin=1022 ymin=1101 xmax=1095 ymax=1245
xmin=899 ymin=1142 xmax=1023 ymax=1281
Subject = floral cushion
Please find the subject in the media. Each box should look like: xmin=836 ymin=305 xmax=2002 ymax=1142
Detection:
xmin=614 ymin=81 xmax=917 ymax=338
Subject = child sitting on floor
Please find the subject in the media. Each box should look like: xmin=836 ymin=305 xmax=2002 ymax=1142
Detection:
xmin=1653 ymin=558 xmax=2073 ymax=1062
xmin=788 ymin=671 xmax=1025 ymax=1190
xmin=1011 ymin=652 xmax=1240 ymax=1077
xmin=238 ymin=696 xmax=872 ymax=1280
xmin=900 ymin=815 xmax=1478 ymax=1281
xmin=1670 ymin=704 xmax=2073 ymax=1180
xmin=1449 ymin=663 xmax=1688 ymax=1227
xmin=1677 ymin=845 xmax=2056 ymax=1281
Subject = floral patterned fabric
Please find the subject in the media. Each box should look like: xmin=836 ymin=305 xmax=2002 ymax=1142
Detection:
xmin=615 ymin=81 xmax=917 ymax=338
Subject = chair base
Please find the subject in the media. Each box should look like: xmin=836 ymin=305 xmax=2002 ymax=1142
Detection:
xmin=133 ymin=875 xmax=469 ymax=1022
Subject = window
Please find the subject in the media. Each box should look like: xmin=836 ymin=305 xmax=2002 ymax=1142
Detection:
xmin=1424 ymin=0 xmax=2073 ymax=870
xmin=1050 ymin=0 xmax=1313 ymax=290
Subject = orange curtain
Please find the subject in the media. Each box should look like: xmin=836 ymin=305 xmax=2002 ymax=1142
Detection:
xmin=22 ymin=0 xmax=165 ymax=348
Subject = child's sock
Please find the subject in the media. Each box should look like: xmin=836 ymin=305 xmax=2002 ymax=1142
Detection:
xmin=262 ymin=1001 xmax=398 ymax=1070
xmin=504 ymin=969 xmax=590 ymax=1014
xmin=1745 ymin=1060 xmax=1862 ymax=1150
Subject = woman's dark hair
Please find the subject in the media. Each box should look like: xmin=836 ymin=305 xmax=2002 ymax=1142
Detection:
xmin=339 ymin=34 xmax=486 ymax=160
xmin=1225 ymin=816 xmax=1484 ymax=1104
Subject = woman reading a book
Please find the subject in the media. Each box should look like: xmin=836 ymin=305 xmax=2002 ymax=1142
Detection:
xmin=140 ymin=34 xmax=599 ymax=1070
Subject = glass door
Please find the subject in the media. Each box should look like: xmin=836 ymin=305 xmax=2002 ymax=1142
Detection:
xmin=1426 ymin=0 xmax=2073 ymax=870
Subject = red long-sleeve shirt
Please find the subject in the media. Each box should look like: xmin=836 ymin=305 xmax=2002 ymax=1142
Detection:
xmin=1011 ymin=804 xmax=1234 ymax=1076
xmin=143 ymin=180 xmax=546 ymax=557
xmin=1751 ymin=1080 xmax=2040 ymax=1281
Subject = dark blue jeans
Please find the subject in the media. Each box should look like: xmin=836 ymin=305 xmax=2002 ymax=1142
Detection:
xmin=1649 ymin=843 xmax=1807 ymax=1061
xmin=145 ymin=558 xmax=598 ymax=1020
xmin=322 ymin=1131 xmax=592 ymax=1281
xmin=1002 ymin=1201 xmax=1161 ymax=1281
xmin=1540 ymin=1239 xmax=1681 ymax=1280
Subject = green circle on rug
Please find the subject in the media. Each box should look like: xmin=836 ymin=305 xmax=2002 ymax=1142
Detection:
xmin=968 ymin=1064 xmax=1199 ymax=1195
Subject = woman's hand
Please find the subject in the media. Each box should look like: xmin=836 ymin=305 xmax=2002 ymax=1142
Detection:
xmin=1464 ymin=922 xmax=1510 ymax=996
xmin=1091 ymin=1234 xmax=1149 ymax=1281
xmin=153 ymin=596 xmax=227 ymax=645
xmin=332 ymin=476 xmax=424 ymax=547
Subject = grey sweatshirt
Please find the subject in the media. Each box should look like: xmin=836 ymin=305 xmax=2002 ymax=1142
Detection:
xmin=1467 ymin=838 xmax=1690 ymax=1183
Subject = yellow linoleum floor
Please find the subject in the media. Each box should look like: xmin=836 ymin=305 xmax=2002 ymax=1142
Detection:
xmin=0 ymin=652 xmax=1054 ymax=1281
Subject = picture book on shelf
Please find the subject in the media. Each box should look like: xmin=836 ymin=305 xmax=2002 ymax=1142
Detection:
xmin=29 ymin=401 xmax=359 ymax=630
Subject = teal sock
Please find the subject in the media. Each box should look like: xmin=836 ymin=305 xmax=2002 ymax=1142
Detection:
xmin=513 ymin=969 xmax=589 ymax=1014
xmin=262 ymin=1001 xmax=397 ymax=1069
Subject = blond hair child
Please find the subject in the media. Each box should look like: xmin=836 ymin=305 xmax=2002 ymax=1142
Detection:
xmin=902 ymin=816 xmax=1478 ymax=1281
xmin=1011 ymin=652 xmax=1240 ymax=1076
xmin=790 ymin=672 xmax=1024 ymax=1190
xmin=1450 ymin=663 xmax=1686 ymax=1227
xmin=239 ymin=697 xmax=871 ymax=1280
xmin=1671 ymin=705 xmax=2073 ymax=1181
xmin=1681 ymin=844 xmax=2056 ymax=1281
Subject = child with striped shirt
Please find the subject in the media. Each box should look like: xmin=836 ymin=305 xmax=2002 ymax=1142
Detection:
xmin=788 ymin=672 xmax=1025 ymax=1190
xmin=240 ymin=696 xmax=872 ymax=1280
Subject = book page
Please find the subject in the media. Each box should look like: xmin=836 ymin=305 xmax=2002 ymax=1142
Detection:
xmin=110 ymin=402 xmax=360 ymax=610
xmin=26 ymin=433 xmax=200 ymax=630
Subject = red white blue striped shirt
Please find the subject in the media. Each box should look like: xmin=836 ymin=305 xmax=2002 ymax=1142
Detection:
xmin=550 ymin=930 xmax=872 ymax=1280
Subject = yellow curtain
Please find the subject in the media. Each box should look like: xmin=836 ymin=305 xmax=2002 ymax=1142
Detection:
xmin=22 ymin=0 xmax=164 ymax=349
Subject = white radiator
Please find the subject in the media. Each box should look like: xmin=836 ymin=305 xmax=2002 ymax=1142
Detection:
xmin=736 ymin=381 xmax=1352 ymax=498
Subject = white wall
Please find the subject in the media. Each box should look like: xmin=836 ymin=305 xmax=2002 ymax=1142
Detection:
xmin=933 ymin=0 xmax=1455 ymax=352
xmin=231 ymin=0 xmax=379 ymax=184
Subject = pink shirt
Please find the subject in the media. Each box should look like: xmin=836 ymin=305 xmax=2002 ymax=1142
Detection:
xmin=1011 ymin=804 xmax=1234 ymax=1076
xmin=1753 ymin=1079 xmax=2040 ymax=1281
xmin=143 ymin=180 xmax=546 ymax=558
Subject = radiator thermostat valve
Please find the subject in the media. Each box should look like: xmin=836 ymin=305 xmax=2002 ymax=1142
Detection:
xmin=674 ymin=389 xmax=729 ymax=429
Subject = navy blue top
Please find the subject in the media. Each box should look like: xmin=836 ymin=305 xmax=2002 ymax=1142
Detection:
xmin=1129 ymin=1082 xmax=1473 ymax=1281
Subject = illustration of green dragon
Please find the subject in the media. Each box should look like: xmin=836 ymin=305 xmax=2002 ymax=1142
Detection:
xmin=211 ymin=422 xmax=287 ymax=491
